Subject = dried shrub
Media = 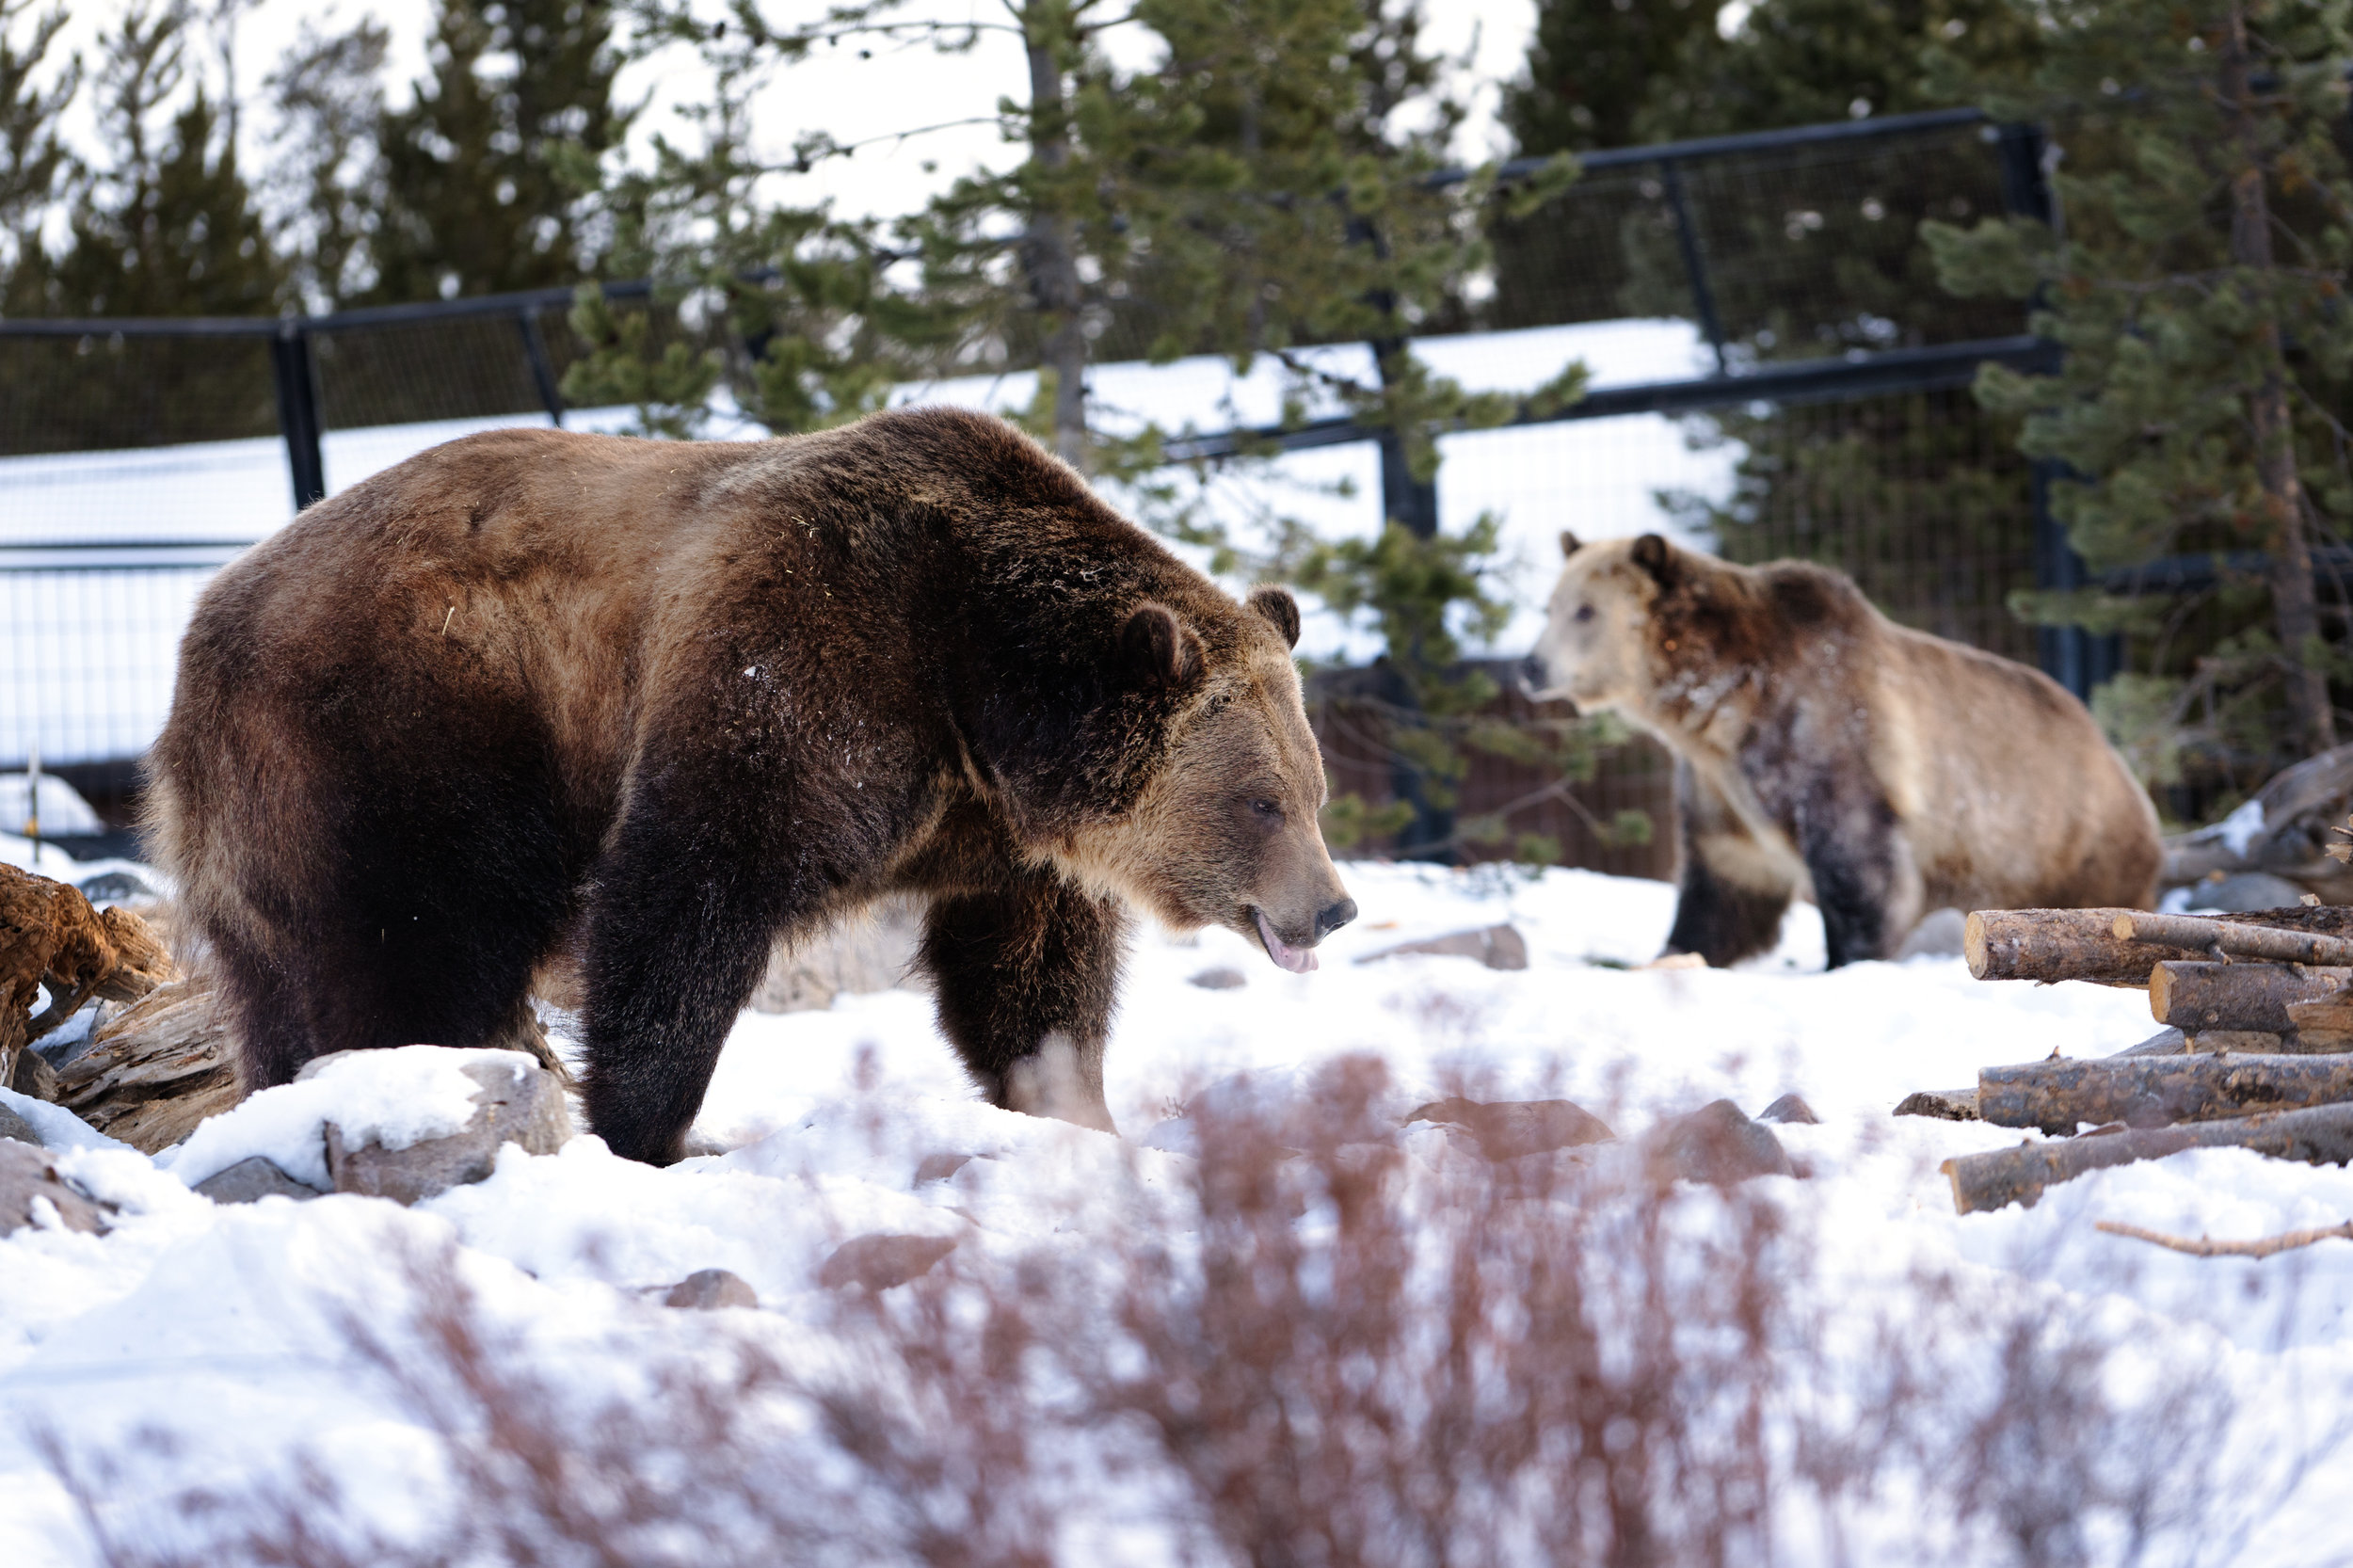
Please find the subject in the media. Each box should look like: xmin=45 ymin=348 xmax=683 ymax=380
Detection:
xmin=37 ymin=1056 xmax=2329 ymax=1567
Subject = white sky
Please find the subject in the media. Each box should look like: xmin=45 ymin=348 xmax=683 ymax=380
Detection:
xmin=37 ymin=0 xmax=1542 ymax=232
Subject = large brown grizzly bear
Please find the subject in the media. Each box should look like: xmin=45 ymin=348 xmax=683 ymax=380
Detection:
xmin=1526 ymin=533 xmax=2160 ymax=969
xmin=151 ymin=407 xmax=1355 ymax=1161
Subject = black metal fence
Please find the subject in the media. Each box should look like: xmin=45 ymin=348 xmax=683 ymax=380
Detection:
xmin=3 ymin=106 xmax=2116 ymax=863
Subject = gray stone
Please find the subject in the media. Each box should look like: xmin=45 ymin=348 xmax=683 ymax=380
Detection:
xmin=1896 ymin=907 xmax=1968 ymax=960
xmin=664 ymin=1268 xmax=759 ymax=1310
xmin=818 ymin=1233 xmax=957 ymax=1290
xmin=1358 ymin=924 xmax=1529 ymax=971
xmin=2189 ymin=872 xmax=2311 ymax=914
xmin=0 ymin=1138 xmax=111 ymax=1235
xmin=1188 ymin=967 xmax=1248 ymax=990
xmin=1404 ymin=1096 xmax=1615 ymax=1161
xmin=1649 ymin=1099 xmax=1794 ymax=1185
xmin=326 ymin=1053 xmax=569 ymax=1206
xmin=0 ymin=1103 xmax=44 ymax=1147
xmin=194 ymin=1155 xmax=324 ymax=1204
xmin=1756 ymin=1094 xmax=1819 ymax=1126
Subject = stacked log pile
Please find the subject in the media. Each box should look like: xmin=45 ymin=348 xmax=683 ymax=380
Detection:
xmin=1907 ymin=901 xmax=2353 ymax=1219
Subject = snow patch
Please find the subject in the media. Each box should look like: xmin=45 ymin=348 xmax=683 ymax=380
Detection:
xmin=2217 ymin=797 xmax=2267 ymax=857
xmin=158 ymin=1047 xmax=531 ymax=1191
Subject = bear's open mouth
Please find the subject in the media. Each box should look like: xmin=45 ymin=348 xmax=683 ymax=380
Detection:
xmin=1252 ymin=906 xmax=1319 ymax=974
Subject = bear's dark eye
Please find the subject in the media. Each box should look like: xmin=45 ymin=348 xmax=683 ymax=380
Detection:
xmin=1573 ymin=603 xmax=1595 ymax=623
xmin=1250 ymin=798 xmax=1283 ymax=821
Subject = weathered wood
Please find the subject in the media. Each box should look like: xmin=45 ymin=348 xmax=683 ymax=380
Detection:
xmin=2114 ymin=911 xmax=2353 ymax=967
xmin=1966 ymin=905 xmax=2353 ymax=986
xmin=2151 ymin=961 xmax=2352 ymax=1033
xmin=2096 ymin=1217 xmax=2353 ymax=1257
xmin=2287 ymin=995 xmax=2353 ymax=1050
xmin=0 ymin=865 xmax=175 ymax=1091
xmin=55 ymin=974 xmax=238 ymax=1153
xmin=1979 ymin=1053 xmax=2353 ymax=1136
xmin=1942 ymin=1102 xmax=2353 ymax=1214
xmin=1895 ymin=1088 xmax=1980 ymax=1121
xmin=2162 ymin=744 xmax=2353 ymax=904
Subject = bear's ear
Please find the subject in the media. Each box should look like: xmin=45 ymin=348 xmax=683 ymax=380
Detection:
xmin=1246 ymin=584 xmax=1302 ymax=649
xmin=1560 ymin=529 xmax=1582 ymax=559
xmin=1121 ymin=601 xmax=1202 ymax=693
xmin=1629 ymin=533 xmax=1677 ymax=587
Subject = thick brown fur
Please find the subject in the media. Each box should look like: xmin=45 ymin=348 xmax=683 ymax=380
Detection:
xmin=1528 ymin=533 xmax=2162 ymax=969
xmin=150 ymin=408 xmax=1353 ymax=1161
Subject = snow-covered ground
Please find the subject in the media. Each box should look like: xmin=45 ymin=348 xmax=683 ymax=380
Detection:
xmin=2 ymin=319 xmax=1732 ymax=766
xmin=4 ymin=854 xmax=2351 ymax=1564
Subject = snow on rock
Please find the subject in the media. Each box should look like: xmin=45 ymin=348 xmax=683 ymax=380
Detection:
xmin=158 ymin=1046 xmax=540 ymax=1192
xmin=3 ymin=862 xmax=2353 ymax=1562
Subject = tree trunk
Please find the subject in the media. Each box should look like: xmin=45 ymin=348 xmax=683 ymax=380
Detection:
xmin=1978 ymin=1051 xmax=2353 ymax=1136
xmin=1023 ymin=14 xmax=1089 ymax=472
xmin=2223 ymin=2 xmax=2336 ymax=754
xmin=1942 ymin=1101 xmax=2353 ymax=1214
xmin=2150 ymin=960 xmax=2352 ymax=1033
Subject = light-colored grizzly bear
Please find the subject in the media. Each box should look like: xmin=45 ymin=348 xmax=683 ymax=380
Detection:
xmin=150 ymin=407 xmax=1355 ymax=1161
xmin=1525 ymin=533 xmax=2160 ymax=968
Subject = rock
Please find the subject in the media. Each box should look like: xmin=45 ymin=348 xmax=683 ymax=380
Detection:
xmin=0 ymin=1138 xmax=111 ymax=1235
xmin=1188 ymin=967 xmax=1248 ymax=990
xmin=1404 ymin=1096 xmax=1615 ymax=1161
xmin=1894 ymin=1088 xmax=1980 ymax=1122
xmin=325 ymin=1054 xmax=569 ymax=1206
xmin=818 ymin=1233 xmax=957 ymax=1291
xmin=914 ymin=1152 xmax=975 ymax=1185
xmin=2185 ymin=872 xmax=2311 ymax=913
xmin=751 ymin=896 xmax=926 ymax=1013
xmin=1649 ymin=1099 xmax=1793 ymax=1185
xmin=193 ymin=1155 xmax=324 ymax=1204
xmin=8 ymin=1046 xmax=56 ymax=1102
xmin=0 ymin=1102 xmax=44 ymax=1147
xmin=1896 ymin=907 xmax=1968 ymax=960
xmin=1357 ymin=924 xmax=1529 ymax=972
xmin=1755 ymin=1093 xmax=1819 ymax=1125
xmin=664 ymin=1268 xmax=759 ymax=1310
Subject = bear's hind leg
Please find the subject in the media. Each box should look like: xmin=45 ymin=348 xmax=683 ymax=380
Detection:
xmin=1665 ymin=852 xmax=1795 ymax=968
xmin=920 ymin=872 xmax=1126 ymax=1133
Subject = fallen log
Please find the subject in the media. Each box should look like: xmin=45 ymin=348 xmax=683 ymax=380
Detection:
xmin=54 ymin=974 xmax=238 ymax=1152
xmin=1895 ymin=1031 xmax=2189 ymax=1123
xmin=1966 ymin=906 xmax=2353 ymax=986
xmin=2113 ymin=911 xmax=2353 ymax=968
xmin=1978 ymin=1053 xmax=2353 ymax=1136
xmin=2150 ymin=961 xmax=2352 ymax=1034
xmin=1942 ymin=1103 xmax=2353 ymax=1214
xmin=2095 ymin=1217 xmax=2353 ymax=1258
xmin=2286 ymin=996 xmax=2353 ymax=1050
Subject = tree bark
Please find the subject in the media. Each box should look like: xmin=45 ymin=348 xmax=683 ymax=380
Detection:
xmin=54 ymin=973 xmax=239 ymax=1153
xmin=2150 ymin=960 xmax=2353 ymax=1033
xmin=1 ymin=864 xmax=175 ymax=1091
xmin=2114 ymin=910 xmax=2353 ymax=967
xmin=2222 ymin=2 xmax=2335 ymax=754
xmin=1022 ymin=11 xmax=1090 ymax=472
xmin=1978 ymin=1051 xmax=2353 ymax=1136
xmin=1942 ymin=1101 xmax=2353 ymax=1214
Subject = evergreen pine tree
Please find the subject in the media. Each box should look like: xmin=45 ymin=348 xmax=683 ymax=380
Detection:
xmin=1926 ymin=0 xmax=2353 ymax=780
xmin=264 ymin=13 xmax=388 ymax=310
xmin=1503 ymin=0 xmax=1715 ymax=154
xmin=0 ymin=0 xmax=77 ymax=315
xmin=370 ymin=0 xmax=624 ymax=301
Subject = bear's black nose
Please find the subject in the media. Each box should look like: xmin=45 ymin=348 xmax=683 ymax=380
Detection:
xmin=1316 ymin=898 xmax=1358 ymax=940
xmin=1518 ymin=653 xmax=1546 ymax=694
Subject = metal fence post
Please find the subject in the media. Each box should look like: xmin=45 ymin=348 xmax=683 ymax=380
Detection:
xmin=517 ymin=309 xmax=566 ymax=426
xmin=269 ymin=321 xmax=327 ymax=509
xmin=1999 ymin=121 xmax=2121 ymax=703
xmin=1661 ymin=161 xmax=1729 ymax=376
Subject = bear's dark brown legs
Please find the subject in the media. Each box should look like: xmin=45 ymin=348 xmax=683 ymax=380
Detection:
xmin=920 ymin=872 xmax=1127 ymax=1131
xmin=1795 ymin=784 xmax=1913 ymax=969
xmin=1665 ymin=854 xmax=1794 ymax=968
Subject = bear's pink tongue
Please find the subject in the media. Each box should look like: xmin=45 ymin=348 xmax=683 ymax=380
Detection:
xmin=1255 ymin=908 xmax=1320 ymax=973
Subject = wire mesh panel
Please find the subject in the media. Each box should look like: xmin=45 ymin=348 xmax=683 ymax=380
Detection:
xmin=1490 ymin=118 xmax=2023 ymax=356
xmin=0 ymin=331 xmax=279 ymax=457
xmin=2 ymin=565 xmax=216 ymax=768
xmin=312 ymin=306 xmax=573 ymax=432
xmin=1680 ymin=384 xmax=2039 ymax=664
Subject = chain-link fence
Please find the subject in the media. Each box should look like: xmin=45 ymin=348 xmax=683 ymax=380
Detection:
xmin=4 ymin=108 xmax=2090 ymax=871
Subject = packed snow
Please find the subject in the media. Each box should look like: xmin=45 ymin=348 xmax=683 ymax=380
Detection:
xmin=4 ymin=853 xmax=2352 ymax=1563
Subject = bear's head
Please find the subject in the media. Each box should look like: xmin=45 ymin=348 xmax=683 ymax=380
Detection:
xmin=1524 ymin=531 xmax=1690 ymax=712
xmin=1063 ymin=584 xmax=1356 ymax=972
